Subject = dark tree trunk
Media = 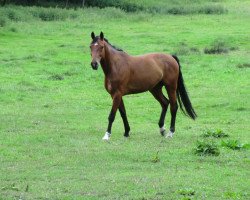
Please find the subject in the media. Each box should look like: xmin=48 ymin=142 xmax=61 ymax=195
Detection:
xmin=82 ymin=0 xmax=85 ymax=7
xmin=2 ymin=0 xmax=7 ymax=6
xmin=65 ymin=0 xmax=69 ymax=8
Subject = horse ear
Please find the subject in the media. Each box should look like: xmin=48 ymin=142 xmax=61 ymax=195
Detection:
xmin=91 ymin=32 xmax=95 ymax=40
xmin=100 ymin=31 xmax=104 ymax=41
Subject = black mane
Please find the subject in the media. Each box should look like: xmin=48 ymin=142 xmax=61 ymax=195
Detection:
xmin=91 ymin=36 xmax=123 ymax=52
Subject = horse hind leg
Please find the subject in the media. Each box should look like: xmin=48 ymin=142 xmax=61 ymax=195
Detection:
xmin=119 ymin=98 xmax=130 ymax=137
xmin=165 ymin=86 xmax=178 ymax=138
xmin=150 ymin=85 xmax=169 ymax=136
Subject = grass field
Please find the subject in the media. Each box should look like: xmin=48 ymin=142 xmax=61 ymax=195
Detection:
xmin=0 ymin=1 xmax=250 ymax=199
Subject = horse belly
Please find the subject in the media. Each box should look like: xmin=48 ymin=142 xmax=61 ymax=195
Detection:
xmin=126 ymin=67 xmax=163 ymax=94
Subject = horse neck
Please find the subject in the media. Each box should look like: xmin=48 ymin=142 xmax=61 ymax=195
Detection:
xmin=100 ymin=43 xmax=123 ymax=77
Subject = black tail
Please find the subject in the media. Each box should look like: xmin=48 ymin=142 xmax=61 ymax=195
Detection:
xmin=172 ymin=55 xmax=197 ymax=120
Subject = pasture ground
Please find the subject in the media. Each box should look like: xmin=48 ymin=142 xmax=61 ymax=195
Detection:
xmin=0 ymin=1 xmax=249 ymax=199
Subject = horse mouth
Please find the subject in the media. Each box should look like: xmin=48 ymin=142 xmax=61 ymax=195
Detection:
xmin=92 ymin=65 xmax=98 ymax=70
xmin=91 ymin=62 xmax=99 ymax=70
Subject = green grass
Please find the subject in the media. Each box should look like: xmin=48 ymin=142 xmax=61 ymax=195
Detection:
xmin=0 ymin=1 xmax=250 ymax=199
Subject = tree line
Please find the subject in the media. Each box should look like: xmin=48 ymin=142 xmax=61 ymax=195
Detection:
xmin=0 ymin=0 xmax=142 ymax=13
xmin=0 ymin=0 xmax=88 ymax=7
xmin=1 ymin=0 xmax=138 ymax=12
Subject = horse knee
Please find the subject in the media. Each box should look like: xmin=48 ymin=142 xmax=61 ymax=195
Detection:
xmin=163 ymin=99 xmax=169 ymax=109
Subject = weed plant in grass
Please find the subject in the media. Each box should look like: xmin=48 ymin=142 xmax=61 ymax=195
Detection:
xmin=151 ymin=151 xmax=160 ymax=163
xmin=236 ymin=63 xmax=250 ymax=68
xmin=177 ymin=188 xmax=196 ymax=197
xmin=202 ymin=129 xmax=229 ymax=138
xmin=173 ymin=42 xmax=200 ymax=56
xmin=48 ymin=74 xmax=65 ymax=81
xmin=194 ymin=140 xmax=220 ymax=156
xmin=204 ymin=40 xmax=229 ymax=54
xmin=221 ymin=140 xmax=250 ymax=150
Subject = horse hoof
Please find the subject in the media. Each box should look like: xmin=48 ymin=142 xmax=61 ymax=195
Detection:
xmin=124 ymin=132 xmax=130 ymax=137
xmin=102 ymin=132 xmax=111 ymax=141
xmin=160 ymin=130 xmax=167 ymax=136
xmin=160 ymin=126 xmax=166 ymax=136
xmin=166 ymin=131 xmax=174 ymax=138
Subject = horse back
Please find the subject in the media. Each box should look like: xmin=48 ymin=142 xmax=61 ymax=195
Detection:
xmin=124 ymin=53 xmax=179 ymax=93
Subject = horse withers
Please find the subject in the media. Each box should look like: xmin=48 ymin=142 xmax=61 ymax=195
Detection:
xmin=89 ymin=31 xmax=197 ymax=140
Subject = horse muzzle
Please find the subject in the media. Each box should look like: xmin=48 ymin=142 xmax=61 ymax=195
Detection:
xmin=91 ymin=61 xmax=99 ymax=70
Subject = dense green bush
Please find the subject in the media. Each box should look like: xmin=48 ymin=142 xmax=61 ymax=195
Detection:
xmin=148 ymin=4 xmax=227 ymax=15
xmin=101 ymin=7 xmax=126 ymax=19
xmin=0 ymin=5 xmax=130 ymax=23
xmin=85 ymin=0 xmax=142 ymax=12
xmin=0 ymin=6 xmax=32 ymax=22
xmin=30 ymin=7 xmax=68 ymax=21
xmin=0 ymin=6 xmax=82 ymax=22
xmin=0 ymin=17 xmax=7 ymax=27
xmin=85 ymin=0 xmax=227 ymax=15
xmin=198 ymin=4 xmax=227 ymax=14
xmin=0 ymin=2 xmax=227 ymax=26
xmin=5 ymin=8 xmax=25 ymax=21
xmin=1 ymin=1 xmax=227 ymax=15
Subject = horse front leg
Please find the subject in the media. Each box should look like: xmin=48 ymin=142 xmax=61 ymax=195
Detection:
xmin=102 ymin=92 xmax=122 ymax=140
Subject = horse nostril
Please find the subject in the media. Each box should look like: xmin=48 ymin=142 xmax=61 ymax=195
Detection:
xmin=91 ymin=62 xmax=98 ymax=70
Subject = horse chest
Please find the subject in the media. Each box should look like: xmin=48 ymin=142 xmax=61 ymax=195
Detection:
xmin=105 ymin=79 xmax=117 ymax=94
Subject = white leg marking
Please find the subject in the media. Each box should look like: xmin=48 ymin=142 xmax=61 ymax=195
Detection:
xmin=166 ymin=130 xmax=175 ymax=138
xmin=102 ymin=132 xmax=111 ymax=141
xmin=160 ymin=125 xmax=166 ymax=136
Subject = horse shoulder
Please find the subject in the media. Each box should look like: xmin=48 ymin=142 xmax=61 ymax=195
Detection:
xmin=104 ymin=67 xmax=128 ymax=95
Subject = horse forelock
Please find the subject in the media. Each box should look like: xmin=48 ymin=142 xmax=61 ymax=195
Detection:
xmin=91 ymin=36 xmax=100 ymax=44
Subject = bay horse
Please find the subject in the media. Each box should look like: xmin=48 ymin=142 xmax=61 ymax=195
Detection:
xmin=90 ymin=32 xmax=197 ymax=140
